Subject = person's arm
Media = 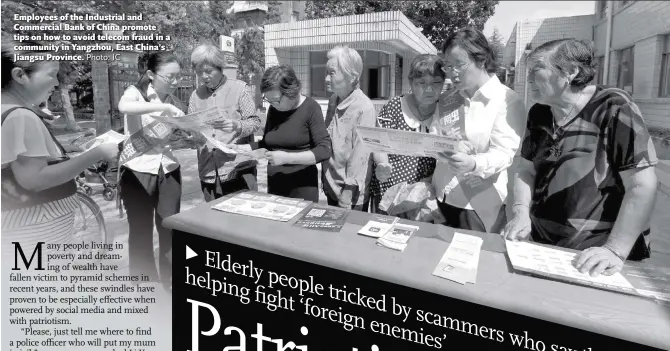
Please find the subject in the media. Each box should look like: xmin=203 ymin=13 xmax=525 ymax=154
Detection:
xmin=605 ymin=167 xmax=657 ymax=255
xmin=235 ymin=87 xmax=262 ymax=138
xmin=117 ymin=87 xmax=176 ymax=116
xmin=574 ymin=101 xmax=659 ymax=276
xmin=11 ymin=148 xmax=110 ymax=192
xmin=339 ymin=105 xmax=377 ymax=206
xmin=470 ymin=94 xmax=527 ymax=179
xmin=501 ymin=109 xmax=537 ymax=241
xmin=512 ymin=157 xmax=536 ymax=210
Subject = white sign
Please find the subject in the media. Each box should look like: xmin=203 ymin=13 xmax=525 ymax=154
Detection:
xmin=220 ymin=35 xmax=235 ymax=53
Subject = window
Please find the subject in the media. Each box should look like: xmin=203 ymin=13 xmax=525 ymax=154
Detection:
xmin=661 ymin=35 xmax=670 ymax=97
xmin=309 ymin=51 xmax=328 ymax=98
xmin=291 ymin=11 xmax=300 ymax=22
xmin=309 ymin=50 xmax=392 ymax=99
xmin=617 ymin=46 xmax=634 ymax=94
xmin=596 ymin=56 xmax=605 ymax=84
xmin=395 ymin=54 xmax=403 ymax=96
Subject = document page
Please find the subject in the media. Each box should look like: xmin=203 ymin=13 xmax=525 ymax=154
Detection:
xmin=356 ymin=125 xmax=459 ymax=157
xmin=432 ymin=233 xmax=483 ymax=284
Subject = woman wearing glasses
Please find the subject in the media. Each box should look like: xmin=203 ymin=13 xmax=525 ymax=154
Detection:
xmin=432 ymin=27 xmax=526 ymax=233
xmin=234 ymin=65 xmax=331 ymax=202
xmin=117 ymin=51 xmax=185 ymax=290
xmin=187 ymin=44 xmax=261 ymax=201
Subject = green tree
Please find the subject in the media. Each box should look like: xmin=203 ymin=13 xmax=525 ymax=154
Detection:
xmin=235 ymin=27 xmax=265 ymax=84
xmin=266 ymin=0 xmax=284 ymax=24
xmin=303 ymin=0 xmax=499 ymax=47
xmin=2 ymin=0 xmax=235 ymax=132
xmin=488 ymin=27 xmax=505 ymax=65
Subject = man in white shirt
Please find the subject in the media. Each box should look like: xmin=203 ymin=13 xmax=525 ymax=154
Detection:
xmin=432 ymin=28 xmax=526 ymax=233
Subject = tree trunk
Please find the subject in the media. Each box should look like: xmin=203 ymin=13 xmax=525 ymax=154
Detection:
xmin=59 ymin=84 xmax=80 ymax=132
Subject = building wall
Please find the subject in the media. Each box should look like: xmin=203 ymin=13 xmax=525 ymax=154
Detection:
xmin=594 ymin=1 xmax=670 ymax=129
xmin=511 ymin=15 xmax=595 ymax=108
xmin=268 ymin=43 xmax=416 ymax=116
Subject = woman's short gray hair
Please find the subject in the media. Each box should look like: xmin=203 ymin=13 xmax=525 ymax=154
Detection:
xmin=408 ymin=54 xmax=446 ymax=81
xmin=528 ymin=39 xmax=597 ymax=87
xmin=190 ymin=43 xmax=228 ymax=71
xmin=327 ymin=46 xmax=363 ymax=87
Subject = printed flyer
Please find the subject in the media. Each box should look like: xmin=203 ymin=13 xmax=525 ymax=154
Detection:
xmin=2 ymin=1 xmax=670 ymax=351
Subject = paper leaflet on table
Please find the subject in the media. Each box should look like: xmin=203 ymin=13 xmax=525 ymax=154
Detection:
xmin=432 ymin=233 xmax=483 ymax=284
xmin=212 ymin=191 xmax=311 ymax=222
xmin=504 ymin=240 xmax=638 ymax=294
xmin=376 ymin=223 xmax=419 ymax=252
xmin=356 ymin=125 xmax=459 ymax=158
xmin=294 ymin=204 xmax=350 ymax=232
xmin=358 ymin=216 xmax=400 ymax=238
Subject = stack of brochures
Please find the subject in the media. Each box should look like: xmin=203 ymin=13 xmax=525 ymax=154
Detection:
xmin=211 ymin=191 xmax=310 ymax=222
xmin=432 ymin=233 xmax=483 ymax=284
xmin=357 ymin=215 xmax=419 ymax=251
xmin=375 ymin=223 xmax=420 ymax=252
xmin=357 ymin=215 xmax=400 ymax=238
xmin=293 ymin=204 xmax=349 ymax=232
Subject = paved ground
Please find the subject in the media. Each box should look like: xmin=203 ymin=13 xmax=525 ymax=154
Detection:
xmin=80 ymin=147 xmax=670 ymax=270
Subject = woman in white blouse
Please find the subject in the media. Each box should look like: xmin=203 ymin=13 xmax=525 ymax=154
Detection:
xmin=117 ymin=52 xmax=185 ymax=290
xmin=432 ymin=28 xmax=527 ymax=233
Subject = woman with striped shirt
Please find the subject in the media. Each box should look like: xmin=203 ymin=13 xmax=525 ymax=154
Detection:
xmin=1 ymin=41 xmax=119 ymax=261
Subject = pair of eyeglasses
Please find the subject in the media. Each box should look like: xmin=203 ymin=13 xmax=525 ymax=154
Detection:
xmin=442 ymin=61 xmax=472 ymax=73
xmin=155 ymin=73 xmax=183 ymax=83
xmin=263 ymin=94 xmax=283 ymax=105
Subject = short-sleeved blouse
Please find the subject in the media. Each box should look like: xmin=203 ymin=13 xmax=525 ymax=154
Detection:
xmin=520 ymin=86 xmax=657 ymax=260
xmin=369 ymin=95 xmax=436 ymax=198
xmin=1 ymin=105 xmax=63 ymax=167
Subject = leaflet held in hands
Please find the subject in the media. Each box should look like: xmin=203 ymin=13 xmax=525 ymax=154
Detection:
xmin=356 ymin=125 xmax=459 ymax=158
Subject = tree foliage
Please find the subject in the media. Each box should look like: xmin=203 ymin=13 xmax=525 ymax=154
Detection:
xmin=235 ymin=27 xmax=265 ymax=84
xmin=488 ymin=27 xmax=505 ymax=65
xmin=2 ymin=0 xmax=235 ymax=132
xmin=304 ymin=0 xmax=499 ymax=47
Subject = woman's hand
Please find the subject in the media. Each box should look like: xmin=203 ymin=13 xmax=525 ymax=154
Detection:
xmin=265 ymin=150 xmax=292 ymax=166
xmin=436 ymin=151 xmax=476 ymax=174
xmin=572 ymin=247 xmax=624 ymax=277
xmin=375 ymin=162 xmax=393 ymax=182
xmin=94 ymin=142 xmax=121 ymax=162
xmin=501 ymin=206 xmax=532 ymax=241
xmin=211 ymin=119 xmax=240 ymax=134
xmin=161 ymin=104 xmax=185 ymax=117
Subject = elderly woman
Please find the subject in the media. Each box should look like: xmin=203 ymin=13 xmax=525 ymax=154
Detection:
xmin=232 ymin=65 xmax=331 ymax=201
xmin=369 ymin=54 xmax=444 ymax=215
xmin=188 ymin=44 xmax=261 ymax=201
xmin=502 ymin=39 xmax=658 ymax=277
xmin=322 ymin=46 xmax=377 ymax=210
xmin=433 ymin=27 xmax=526 ymax=233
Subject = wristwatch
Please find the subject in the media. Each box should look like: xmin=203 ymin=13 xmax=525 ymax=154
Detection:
xmin=602 ymin=244 xmax=627 ymax=262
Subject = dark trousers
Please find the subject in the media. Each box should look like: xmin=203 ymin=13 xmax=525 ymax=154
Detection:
xmin=201 ymin=167 xmax=258 ymax=202
xmin=437 ymin=200 xmax=507 ymax=233
xmin=120 ymin=167 xmax=181 ymax=286
xmin=268 ymin=165 xmax=320 ymax=202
